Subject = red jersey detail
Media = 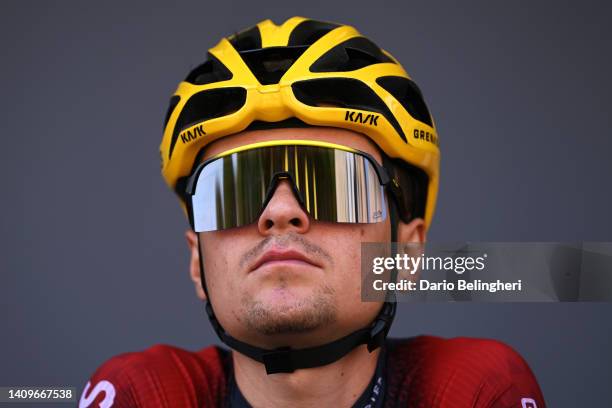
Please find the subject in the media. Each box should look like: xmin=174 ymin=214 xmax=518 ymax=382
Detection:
xmin=385 ymin=336 xmax=546 ymax=407
xmin=80 ymin=337 xmax=545 ymax=407
xmin=79 ymin=345 xmax=228 ymax=407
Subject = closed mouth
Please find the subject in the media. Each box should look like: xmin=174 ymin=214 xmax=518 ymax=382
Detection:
xmin=250 ymin=248 xmax=321 ymax=272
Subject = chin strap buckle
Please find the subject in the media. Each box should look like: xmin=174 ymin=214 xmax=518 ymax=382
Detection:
xmin=367 ymin=301 xmax=396 ymax=352
xmin=367 ymin=320 xmax=387 ymax=352
xmin=262 ymin=347 xmax=294 ymax=374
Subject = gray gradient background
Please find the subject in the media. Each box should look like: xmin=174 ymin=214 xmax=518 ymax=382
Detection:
xmin=1 ymin=1 xmax=611 ymax=406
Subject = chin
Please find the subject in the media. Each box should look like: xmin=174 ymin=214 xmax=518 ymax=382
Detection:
xmin=240 ymin=284 xmax=338 ymax=337
xmin=254 ymin=284 xmax=315 ymax=308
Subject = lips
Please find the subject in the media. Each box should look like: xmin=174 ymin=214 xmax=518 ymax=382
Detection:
xmin=249 ymin=248 xmax=321 ymax=273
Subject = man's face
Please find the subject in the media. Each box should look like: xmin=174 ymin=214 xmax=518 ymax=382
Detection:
xmin=187 ymin=127 xmax=424 ymax=349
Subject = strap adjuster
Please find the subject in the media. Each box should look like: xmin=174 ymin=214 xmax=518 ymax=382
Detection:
xmin=262 ymin=347 xmax=294 ymax=374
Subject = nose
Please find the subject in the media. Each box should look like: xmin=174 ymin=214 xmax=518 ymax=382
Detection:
xmin=257 ymin=180 xmax=310 ymax=235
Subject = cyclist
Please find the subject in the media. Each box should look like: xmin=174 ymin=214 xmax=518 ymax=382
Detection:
xmin=80 ymin=17 xmax=546 ymax=407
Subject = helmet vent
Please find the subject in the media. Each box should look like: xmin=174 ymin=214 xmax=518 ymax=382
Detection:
xmin=228 ymin=25 xmax=262 ymax=52
xmin=185 ymin=54 xmax=233 ymax=85
xmin=310 ymin=37 xmax=394 ymax=72
xmin=376 ymin=76 xmax=433 ymax=126
xmin=163 ymin=95 xmax=180 ymax=128
xmin=292 ymin=77 xmax=406 ymax=143
xmin=168 ymin=87 xmax=247 ymax=158
xmin=288 ymin=19 xmax=340 ymax=46
xmin=239 ymin=46 xmax=308 ymax=85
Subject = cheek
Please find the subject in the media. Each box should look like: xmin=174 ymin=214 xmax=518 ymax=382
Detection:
xmin=329 ymin=243 xmax=384 ymax=329
xmin=317 ymin=224 xmax=389 ymax=321
xmin=319 ymin=222 xmax=390 ymax=282
xmin=198 ymin=232 xmax=244 ymax=305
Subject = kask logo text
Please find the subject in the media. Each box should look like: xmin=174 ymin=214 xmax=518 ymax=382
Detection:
xmin=345 ymin=110 xmax=379 ymax=126
xmin=180 ymin=124 xmax=206 ymax=144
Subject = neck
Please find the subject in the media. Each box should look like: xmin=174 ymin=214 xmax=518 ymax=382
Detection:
xmin=232 ymin=344 xmax=380 ymax=407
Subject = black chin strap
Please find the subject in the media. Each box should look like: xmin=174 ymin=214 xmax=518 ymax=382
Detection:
xmin=196 ymin=201 xmax=400 ymax=375
xmin=202 ymin=294 xmax=395 ymax=374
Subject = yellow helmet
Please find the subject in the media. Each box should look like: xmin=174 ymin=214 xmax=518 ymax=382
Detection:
xmin=160 ymin=16 xmax=440 ymax=227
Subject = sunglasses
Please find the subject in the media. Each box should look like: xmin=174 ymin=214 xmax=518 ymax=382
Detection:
xmin=185 ymin=140 xmax=403 ymax=232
